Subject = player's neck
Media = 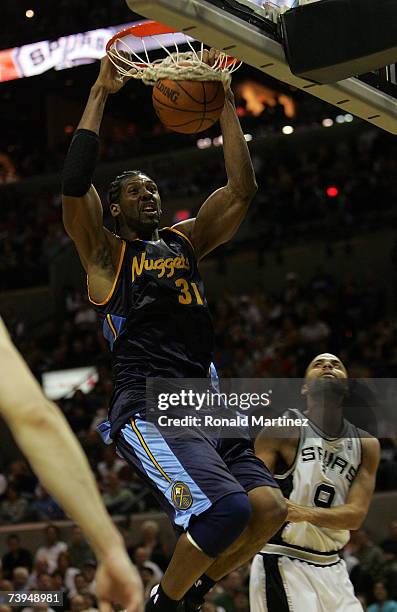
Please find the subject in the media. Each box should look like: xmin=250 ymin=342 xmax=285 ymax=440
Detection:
xmin=306 ymin=396 xmax=344 ymax=437
xmin=119 ymin=227 xmax=160 ymax=241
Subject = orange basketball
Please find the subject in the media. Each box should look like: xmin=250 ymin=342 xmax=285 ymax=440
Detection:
xmin=152 ymin=79 xmax=225 ymax=134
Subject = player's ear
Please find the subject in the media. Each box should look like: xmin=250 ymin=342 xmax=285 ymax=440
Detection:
xmin=301 ymin=383 xmax=308 ymax=397
xmin=110 ymin=203 xmax=121 ymax=217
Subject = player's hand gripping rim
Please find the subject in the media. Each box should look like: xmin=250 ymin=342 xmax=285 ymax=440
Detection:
xmin=201 ymin=47 xmax=234 ymax=99
xmin=95 ymin=53 xmax=134 ymax=94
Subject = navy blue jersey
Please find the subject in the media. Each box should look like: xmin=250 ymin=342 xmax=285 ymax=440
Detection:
xmin=89 ymin=227 xmax=214 ymax=436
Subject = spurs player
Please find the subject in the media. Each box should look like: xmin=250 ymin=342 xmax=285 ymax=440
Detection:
xmin=250 ymin=353 xmax=380 ymax=612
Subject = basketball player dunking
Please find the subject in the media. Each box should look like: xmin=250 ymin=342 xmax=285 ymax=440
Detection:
xmin=61 ymin=53 xmax=287 ymax=611
xmin=250 ymin=353 xmax=380 ymax=612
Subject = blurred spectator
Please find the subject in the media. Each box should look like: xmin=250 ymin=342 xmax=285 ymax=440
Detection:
xmin=377 ymin=442 xmax=397 ymax=491
xmin=382 ymin=521 xmax=397 ymax=559
xmin=32 ymin=486 xmax=65 ymax=521
xmin=383 ymin=558 xmax=397 ymax=600
xmin=348 ymin=530 xmax=385 ymax=600
xmin=213 ymin=571 xmax=244 ymax=612
xmin=69 ymin=573 xmax=88 ymax=598
xmin=37 ymin=572 xmax=53 ymax=592
xmin=81 ymin=561 xmax=96 ymax=595
xmin=65 ymin=288 xmax=84 ymax=319
xmin=81 ymin=592 xmax=98 ymax=612
xmin=140 ymin=565 xmax=157 ymax=600
xmin=12 ymin=567 xmax=30 ymax=593
xmin=299 ymin=306 xmax=330 ymax=345
xmin=101 ymin=474 xmax=136 ymax=515
xmin=26 ymin=559 xmax=50 ymax=591
xmin=201 ymin=604 xmax=218 ymax=612
xmin=284 ymin=272 xmax=302 ymax=305
xmin=136 ymin=520 xmax=169 ymax=572
xmin=21 ymin=603 xmax=56 ymax=612
xmin=132 ymin=547 xmax=163 ymax=584
xmin=74 ymin=303 xmax=97 ymax=328
xmin=0 ymin=470 xmax=7 ymax=496
xmin=368 ymin=581 xmax=397 ymax=612
xmin=233 ymin=590 xmax=249 ymax=612
xmin=0 ymin=581 xmax=13 ymax=593
xmin=69 ymin=595 xmax=86 ymax=612
xmin=51 ymin=570 xmax=69 ymax=609
xmin=67 ymin=526 xmax=93 ymax=571
xmin=0 ymin=484 xmax=31 ymax=524
xmin=66 ymin=391 xmax=93 ymax=434
xmin=35 ymin=525 xmax=67 ymax=574
xmin=56 ymin=552 xmax=80 ymax=593
xmin=2 ymin=534 xmax=33 ymax=579
xmin=42 ymin=223 xmax=69 ymax=260
xmin=97 ymin=447 xmax=125 ymax=484
xmin=7 ymin=460 xmax=37 ymax=496
xmin=354 ymin=530 xmax=385 ymax=578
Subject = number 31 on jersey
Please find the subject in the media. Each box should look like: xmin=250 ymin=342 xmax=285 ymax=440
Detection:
xmin=175 ymin=279 xmax=204 ymax=305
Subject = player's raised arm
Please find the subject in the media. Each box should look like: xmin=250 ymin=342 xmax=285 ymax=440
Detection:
xmin=286 ymin=436 xmax=380 ymax=530
xmin=62 ymin=56 xmax=127 ymax=273
xmin=174 ymin=51 xmax=257 ymax=260
xmin=0 ymin=318 xmax=143 ymax=612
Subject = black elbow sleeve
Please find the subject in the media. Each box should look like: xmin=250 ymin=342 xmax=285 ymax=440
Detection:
xmin=62 ymin=129 xmax=99 ymax=197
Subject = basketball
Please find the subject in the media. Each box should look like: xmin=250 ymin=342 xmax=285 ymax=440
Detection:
xmin=152 ymin=79 xmax=225 ymax=134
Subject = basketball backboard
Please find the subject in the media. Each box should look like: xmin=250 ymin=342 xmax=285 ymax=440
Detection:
xmin=126 ymin=0 xmax=397 ymax=134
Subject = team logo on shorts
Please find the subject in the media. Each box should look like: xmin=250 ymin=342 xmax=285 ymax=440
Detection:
xmin=171 ymin=481 xmax=193 ymax=510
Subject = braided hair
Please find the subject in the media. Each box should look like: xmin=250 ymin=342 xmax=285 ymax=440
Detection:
xmin=108 ymin=170 xmax=144 ymax=235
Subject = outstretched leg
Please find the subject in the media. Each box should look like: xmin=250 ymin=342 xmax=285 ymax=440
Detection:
xmin=148 ymin=487 xmax=285 ymax=610
xmin=115 ymin=421 xmax=254 ymax=610
xmin=205 ymin=486 xmax=287 ymax=581
xmin=158 ymin=491 xmax=252 ymax=602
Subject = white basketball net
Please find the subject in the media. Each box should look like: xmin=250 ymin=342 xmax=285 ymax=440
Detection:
xmin=107 ymin=31 xmax=241 ymax=86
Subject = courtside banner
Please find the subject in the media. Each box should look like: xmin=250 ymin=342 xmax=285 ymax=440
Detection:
xmin=0 ymin=22 xmax=193 ymax=83
xmin=145 ymin=378 xmax=393 ymax=440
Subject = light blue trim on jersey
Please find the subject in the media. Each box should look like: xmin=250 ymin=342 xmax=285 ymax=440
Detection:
xmin=111 ymin=314 xmax=126 ymax=334
xmin=102 ymin=314 xmax=126 ymax=351
xmin=209 ymin=362 xmax=221 ymax=393
xmin=97 ymin=420 xmax=113 ymax=445
xmin=120 ymin=417 xmax=212 ymax=529
xmin=209 ymin=362 xmax=231 ymax=414
xmin=102 ymin=319 xmax=114 ymax=348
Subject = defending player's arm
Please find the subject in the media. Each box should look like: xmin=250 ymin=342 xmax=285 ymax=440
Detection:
xmin=286 ymin=437 xmax=380 ymax=530
xmin=255 ymin=425 xmax=300 ymax=473
xmin=0 ymin=318 xmax=143 ymax=612
xmin=62 ymin=57 xmax=125 ymax=274
xmin=174 ymin=51 xmax=257 ymax=260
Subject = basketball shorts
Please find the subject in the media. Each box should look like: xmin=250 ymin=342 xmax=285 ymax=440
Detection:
xmin=249 ymin=553 xmax=362 ymax=612
xmin=112 ymin=414 xmax=278 ymax=532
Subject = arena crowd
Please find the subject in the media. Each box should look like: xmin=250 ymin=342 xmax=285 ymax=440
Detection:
xmin=1 ymin=125 xmax=397 ymax=291
xmin=0 ymin=518 xmax=397 ymax=611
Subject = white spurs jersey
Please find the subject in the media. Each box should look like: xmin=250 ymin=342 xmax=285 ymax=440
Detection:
xmin=268 ymin=409 xmax=362 ymax=553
